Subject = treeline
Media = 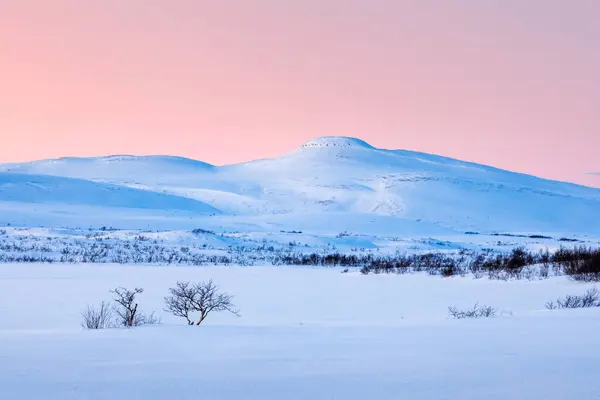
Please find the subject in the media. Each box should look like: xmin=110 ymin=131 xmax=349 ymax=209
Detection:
xmin=357 ymin=246 xmax=600 ymax=281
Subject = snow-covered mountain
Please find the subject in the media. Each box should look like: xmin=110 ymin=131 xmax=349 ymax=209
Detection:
xmin=1 ymin=136 xmax=599 ymax=234
xmin=0 ymin=155 xmax=213 ymax=185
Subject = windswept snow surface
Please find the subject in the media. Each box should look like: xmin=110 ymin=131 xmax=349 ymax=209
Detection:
xmin=2 ymin=136 xmax=600 ymax=235
xmin=1 ymin=264 xmax=600 ymax=399
xmin=0 ymin=172 xmax=219 ymax=213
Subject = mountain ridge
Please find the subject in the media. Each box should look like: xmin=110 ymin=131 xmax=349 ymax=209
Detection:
xmin=1 ymin=136 xmax=599 ymax=234
xmin=1 ymin=136 xmax=596 ymax=190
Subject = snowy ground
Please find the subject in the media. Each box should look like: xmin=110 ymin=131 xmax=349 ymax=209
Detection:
xmin=1 ymin=263 xmax=599 ymax=399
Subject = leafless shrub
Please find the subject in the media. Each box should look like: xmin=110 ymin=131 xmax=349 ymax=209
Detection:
xmin=139 ymin=311 xmax=162 ymax=325
xmin=539 ymin=264 xmax=550 ymax=279
xmin=81 ymin=301 xmax=115 ymax=329
xmin=546 ymin=288 xmax=600 ymax=310
xmin=477 ymin=305 xmax=497 ymax=317
xmin=81 ymin=289 xmax=159 ymax=329
xmin=165 ymin=280 xmax=240 ymax=325
xmin=520 ymin=267 xmax=532 ymax=281
xmin=164 ymin=281 xmax=196 ymax=325
xmin=448 ymin=303 xmax=497 ymax=319
xmin=545 ymin=301 xmax=557 ymax=310
xmin=110 ymin=287 xmax=158 ymax=327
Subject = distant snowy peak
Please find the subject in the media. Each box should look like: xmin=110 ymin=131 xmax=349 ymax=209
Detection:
xmin=9 ymin=155 xmax=213 ymax=168
xmin=95 ymin=155 xmax=214 ymax=168
xmin=279 ymin=136 xmax=387 ymax=164
xmin=278 ymin=137 xmax=490 ymax=176
xmin=299 ymin=136 xmax=376 ymax=150
xmin=83 ymin=155 xmax=211 ymax=165
xmin=296 ymin=137 xmax=485 ymax=169
xmin=0 ymin=155 xmax=214 ymax=181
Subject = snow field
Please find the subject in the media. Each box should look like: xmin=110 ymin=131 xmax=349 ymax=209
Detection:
xmin=1 ymin=263 xmax=599 ymax=399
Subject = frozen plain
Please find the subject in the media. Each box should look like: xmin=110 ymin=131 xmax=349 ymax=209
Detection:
xmin=1 ymin=263 xmax=599 ymax=400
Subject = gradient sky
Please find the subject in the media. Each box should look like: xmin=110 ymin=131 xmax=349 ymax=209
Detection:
xmin=1 ymin=1 xmax=599 ymax=186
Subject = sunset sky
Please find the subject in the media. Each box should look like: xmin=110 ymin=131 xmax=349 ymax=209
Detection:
xmin=1 ymin=1 xmax=599 ymax=186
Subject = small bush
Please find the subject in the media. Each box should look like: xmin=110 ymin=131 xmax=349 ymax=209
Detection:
xmin=192 ymin=228 xmax=215 ymax=235
xmin=448 ymin=303 xmax=497 ymax=319
xmin=139 ymin=311 xmax=162 ymax=325
xmin=165 ymin=280 xmax=240 ymax=325
xmin=111 ymin=287 xmax=145 ymax=327
xmin=546 ymin=288 xmax=600 ymax=309
xmin=440 ymin=261 xmax=460 ymax=277
xmin=558 ymin=237 xmax=579 ymax=242
xmin=528 ymin=234 xmax=553 ymax=239
xmin=81 ymin=301 xmax=115 ymax=329
xmin=109 ymin=287 xmax=159 ymax=328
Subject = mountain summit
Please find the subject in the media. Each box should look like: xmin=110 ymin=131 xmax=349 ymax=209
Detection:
xmin=298 ymin=136 xmax=376 ymax=150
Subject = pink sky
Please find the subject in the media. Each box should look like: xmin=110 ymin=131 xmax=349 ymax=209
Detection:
xmin=1 ymin=1 xmax=599 ymax=186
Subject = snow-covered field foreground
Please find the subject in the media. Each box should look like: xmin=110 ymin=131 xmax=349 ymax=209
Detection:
xmin=1 ymin=264 xmax=599 ymax=399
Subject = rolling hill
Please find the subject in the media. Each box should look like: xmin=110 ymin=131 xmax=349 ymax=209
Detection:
xmin=1 ymin=136 xmax=599 ymax=234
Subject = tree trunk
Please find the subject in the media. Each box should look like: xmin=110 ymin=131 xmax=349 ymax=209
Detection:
xmin=128 ymin=304 xmax=138 ymax=327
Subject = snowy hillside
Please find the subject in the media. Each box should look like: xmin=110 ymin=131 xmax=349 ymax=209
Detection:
xmin=0 ymin=172 xmax=218 ymax=212
xmin=1 ymin=136 xmax=600 ymax=234
xmin=0 ymin=155 xmax=214 ymax=186
xmin=0 ymin=172 xmax=218 ymax=213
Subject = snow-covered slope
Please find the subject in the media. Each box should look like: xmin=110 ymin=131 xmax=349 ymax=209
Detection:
xmin=0 ymin=155 xmax=213 ymax=185
xmin=1 ymin=136 xmax=599 ymax=234
xmin=0 ymin=172 xmax=219 ymax=212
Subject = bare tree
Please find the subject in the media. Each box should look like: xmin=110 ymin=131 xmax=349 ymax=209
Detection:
xmin=81 ymin=301 xmax=115 ymax=329
xmin=164 ymin=281 xmax=196 ymax=325
xmin=165 ymin=280 xmax=240 ymax=325
xmin=111 ymin=287 xmax=144 ymax=327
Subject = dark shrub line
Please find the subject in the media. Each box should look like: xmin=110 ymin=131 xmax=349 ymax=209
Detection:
xmin=1 ymin=232 xmax=599 ymax=281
